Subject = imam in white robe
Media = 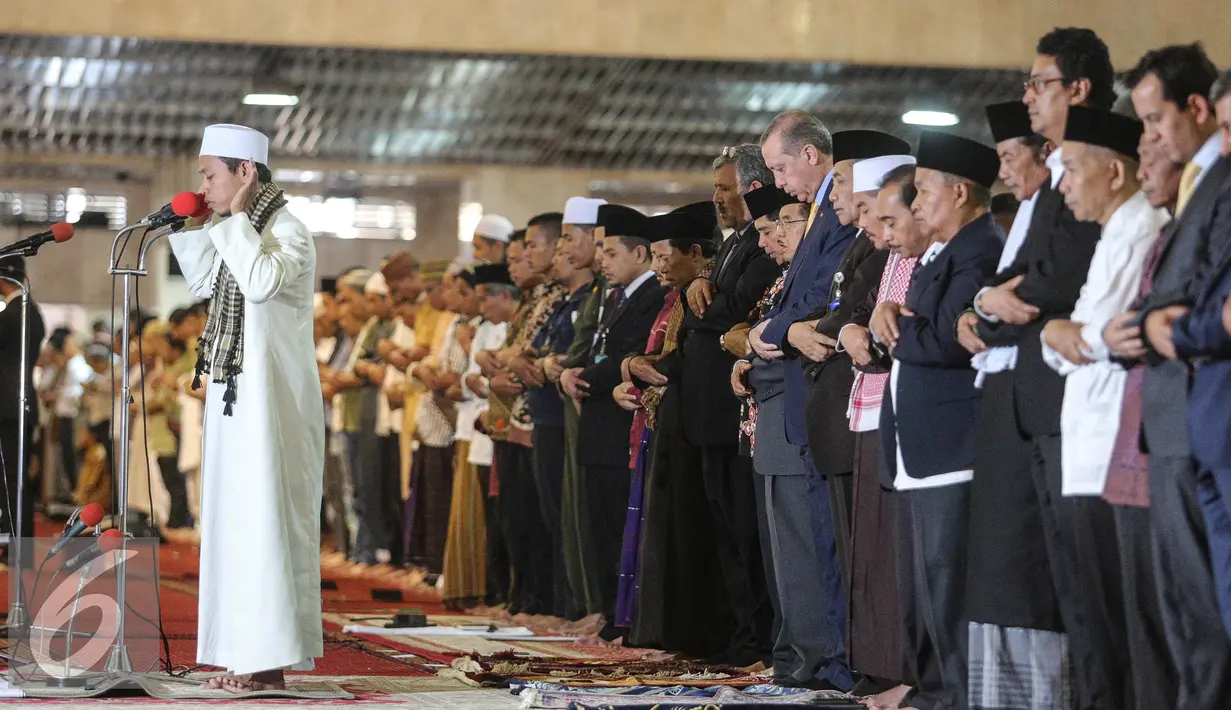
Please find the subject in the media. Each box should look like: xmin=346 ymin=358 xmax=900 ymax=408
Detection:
xmin=168 ymin=207 xmax=325 ymax=675
xmin=1040 ymin=190 xmax=1168 ymax=496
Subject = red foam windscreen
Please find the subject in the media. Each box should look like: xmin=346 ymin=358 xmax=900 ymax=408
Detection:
xmin=80 ymin=503 xmax=105 ymax=527
xmin=171 ymin=192 xmax=208 ymax=218
xmin=49 ymin=222 xmax=74 ymax=242
xmin=98 ymin=528 xmax=125 ymax=552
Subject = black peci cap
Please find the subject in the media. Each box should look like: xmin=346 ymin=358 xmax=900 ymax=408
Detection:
xmin=832 ymin=130 xmax=913 ymax=163
xmin=914 ymin=130 xmax=1000 ymax=188
xmin=1063 ymin=105 xmax=1144 ymax=161
xmin=985 ymin=101 xmax=1034 ymax=144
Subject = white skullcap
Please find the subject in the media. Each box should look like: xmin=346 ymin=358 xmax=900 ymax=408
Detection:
xmin=474 ymin=214 xmax=515 ymax=243
xmin=365 ymin=271 xmax=389 ymax=296
xmin=338 ymin=268 xmax=372 ymax=291
xmin=853 ymin=155 xmax=916 ymax=193
xmin=200 ymin=124 xmax=270 ymax=164
xmin=562 ymin=197 xmax=608 ymax=225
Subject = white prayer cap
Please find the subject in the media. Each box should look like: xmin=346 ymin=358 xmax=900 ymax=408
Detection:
xmin=365 ymin=271 xmax=389 ymax=296
xmin=853 ymin=155 xmax=917 ymax=193
xmin=562 ymin=197 xmax=608 ymax=225
xmin=474 ymin=214 xmax=515 ymax=243
xmin=199 ymin=124 xmax=270 ymax=165
xmin=338 ymin=268 xmax=372 ymax=291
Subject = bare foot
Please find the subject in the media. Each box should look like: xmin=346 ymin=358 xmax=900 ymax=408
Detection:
xmin=205 ymin=674 xmax=231 ymax=690
xmin=862 ymin=684 xmax=911 ymax=710
xmin=219 ymin=669 xmax=286 ymax=694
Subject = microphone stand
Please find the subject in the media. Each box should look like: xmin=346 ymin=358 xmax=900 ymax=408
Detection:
xmin=1 ymin=251 xmax=37 ymax=638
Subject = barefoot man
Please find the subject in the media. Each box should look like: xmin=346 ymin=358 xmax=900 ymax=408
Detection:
xmin=168 ymin=124 xmax=325 ymax=692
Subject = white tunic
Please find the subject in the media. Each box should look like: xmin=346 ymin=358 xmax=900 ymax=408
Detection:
xmin=168 ymin=208 xmax=325 ymax=675
xmin=1040 ymin=190 xmax=1168 ymax=496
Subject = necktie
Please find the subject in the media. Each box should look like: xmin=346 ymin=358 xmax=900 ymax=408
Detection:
xmin=805 ymin=201 xmax=820 ymax=233
xmin=1175 ymin=161 xmax=1202 ymax=215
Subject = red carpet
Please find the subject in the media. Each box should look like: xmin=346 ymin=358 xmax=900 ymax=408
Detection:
xmin=1 ymin=517 xmax=445 ymax=678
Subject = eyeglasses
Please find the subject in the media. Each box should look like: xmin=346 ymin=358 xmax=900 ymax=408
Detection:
xmin=774 ymin=218 xmax=808 ymax=230
xmin=1023 ymin=76 xmax=1065 ymax=93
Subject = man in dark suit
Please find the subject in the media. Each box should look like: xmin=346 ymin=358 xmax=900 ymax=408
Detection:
xmin=870 ymin=129 xmax=1002 ymax=710
xmin=1107 ymin=48 xmax=1231 ymax=710
xmin=0 ymin=256 xmax=46 ymax=561
xmin=972 ymin=28 xmax=1127 ymax=710
xmin=788 ymin=130 xmax=909 ymax=592
xmin=677 ymin=144 xmax=780 ymax=666
xmin=748 ymin=110 xmax=858 ymax=687
xmin=566 ymin=204 xmax=666 ymax=636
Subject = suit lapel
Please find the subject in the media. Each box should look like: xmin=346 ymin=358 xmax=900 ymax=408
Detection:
xmin=713 ymin=224 xmax=751 ymax=283
xmin=780 ymin=208 xmax=828 ymax=299
xmin=1157 ymin=160 xmax=1229 ymax=268
xmin=604 ymin=278 xmax=656 ymax=332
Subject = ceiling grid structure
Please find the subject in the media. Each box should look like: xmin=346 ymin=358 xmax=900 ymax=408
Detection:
xmin=0 ymin=34 xmax=1027 ymax=172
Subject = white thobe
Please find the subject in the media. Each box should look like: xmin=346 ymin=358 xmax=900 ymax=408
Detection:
xmin=459 ymin=319 xmax=509 ymax=467
xmin=168 ymin=207 xmax=325 ymax=675
xmin=1040 ymin=191 xmax=1168 ymax=496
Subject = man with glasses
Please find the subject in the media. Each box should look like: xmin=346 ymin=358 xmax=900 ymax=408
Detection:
xmin=971 ymin=27 xmax=1126 ymax=710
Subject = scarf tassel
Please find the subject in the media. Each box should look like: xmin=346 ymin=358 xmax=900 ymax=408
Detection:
xmin=222 ymin=374 xmax=238 ymax=417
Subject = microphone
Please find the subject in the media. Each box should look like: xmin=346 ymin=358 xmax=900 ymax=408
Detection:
xmin=45 ymin=503 xmax=106 ymax=559
xmin=0 ymin=222 xmax=74 ymax=258
xmin=141 ymin=192 xmax=208 ymax=229
xmin=60 ymin=529 xmax=125 ymax=574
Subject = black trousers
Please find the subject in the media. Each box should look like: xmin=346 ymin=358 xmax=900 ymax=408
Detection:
xmin=532 ymin=425 xmax=568 ymax=618
xmin=584 ymin=462 xmax=631 ymax=624
xmin=1111 ymin=505 xmax=1176 ymax=710
xmin=753 ymin=464 xmax=793 ymax=675
xmin=1030 ymin=434 xmax=1127 ymax=710
xmin=476 ymin=464 xmax=509 ymax=605
xmin=0 ymin=420 xmax=36 ymax=565
xmin=900 ymin=484 xmax=970 ymax=710
xmin=57 ymin=415 xmax=78 ymax=489
xmin=346 ymin=430 xmax=389 ymax=563
xmin=700 ymin=445 xmax=772 ymax=660
xmin=1147 ymin=455 xmax=1231 ymax=710
xmin=382 ymin=435 xmax=404 ymax=562
xmin=827 ymin=471 xmax=854 ymax=597
xmin=497 ymin=441 xmax=550 ymax=615
xmin=158 ymin=455 xmax=191 ymax=529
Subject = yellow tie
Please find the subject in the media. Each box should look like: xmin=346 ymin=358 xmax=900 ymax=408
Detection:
xmin=805 ymin=201 xmax=820 ymax=233
xmin=1176 ymin=161 xmax=1202 ymax=215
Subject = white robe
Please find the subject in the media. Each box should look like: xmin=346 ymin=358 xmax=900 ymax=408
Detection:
xmin=168 ymin=207 xmax=325 ymax=675
xmin=1040 ymin=190 xmax=1169 ymax=496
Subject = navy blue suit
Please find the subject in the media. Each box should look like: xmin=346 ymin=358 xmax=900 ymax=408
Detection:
xmin=759 ymin=175 xmax=858 ymax=447
xmin=1175 ymin=236 xmax=1231 ymax=641
xmin=879 ymin=213 xmax=1001 ymax=710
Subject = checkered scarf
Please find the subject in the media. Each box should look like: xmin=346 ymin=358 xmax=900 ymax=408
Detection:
xmin=192 ymin=180 xmax=288 ymax=416
xmin=847 ymin=251 xmax=917 ymax=432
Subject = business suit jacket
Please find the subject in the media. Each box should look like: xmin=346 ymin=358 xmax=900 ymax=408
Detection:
xmin=578 ymin=277 xmax=668 ymax=467
xmin=563 ymin=275 xmax=608 ymax=370
xmin=977 ymin=180 xmax=1100 ymax=436
xmin=680 ymin=223 xmax=781 ymax=447
xmin=881 ymin=214 xmax=1003 ymax=480
xmin=0 ymin=293 xmax=46 ymax=424
xmin=1174 ymin=234 xmax=1231 ymax=470
xmin=759 ymin=181 xmax=859 ymax=446
xmin=747 ymin=358 xmax=807 ymax=477
xmin=1138 ymin=156 xmax=1231 ymax=458
xmin=800 ymin=232 xmax=889 ymax=476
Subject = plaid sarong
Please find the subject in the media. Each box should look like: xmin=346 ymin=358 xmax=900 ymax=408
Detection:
xmin=847 ymin=252 xmax=917 ymax=432
xmin=193 ymin=180 xmax=288 ymax=415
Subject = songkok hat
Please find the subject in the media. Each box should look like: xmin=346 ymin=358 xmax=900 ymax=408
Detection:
xmin=338 ymin=268 xmax=372 ymax=291
xmin=199 ymin=124 xmax=269 ymax=164
xmin=461 ymin=262 xmax=513 ymax=288
xmin=985 ymin=102 xmax=1034 ymax=144
xmin=648 ymin=203 xmax=718 ymax=244
xmin=596 ymin=204 xmax=651 ymax=239
xmin=832 ymin=130 xmax=913 ymax=163
xmin=420 ymin=258 xmax=451 ymax=282
xmin=853 ymin=155 xmax=917 ymax=193
xmin=914 ymin=131 xmax=1000 ymax=189
xmin=474 ymin=214 xmax=515 ymax=243
xmin=365 ymin=271 xmax=389 ymax=296
xmin=563 ymin=197 xmax=608 ymax=225
xmin=1064 ymin=106 xmax=1143 ymax=161
xmin=743 ymin=185 xmax=801 ymax=221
